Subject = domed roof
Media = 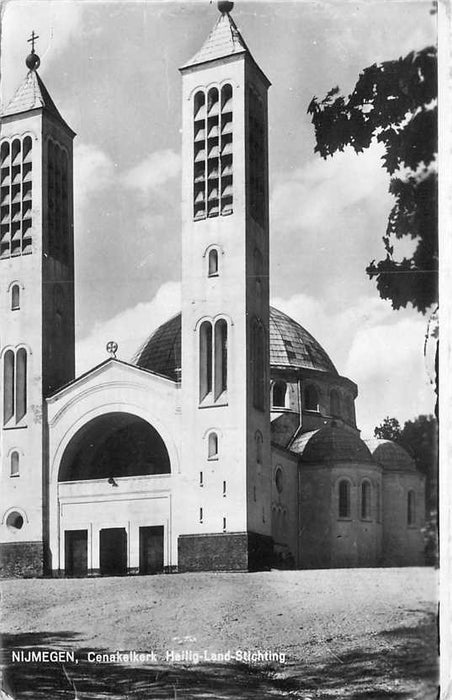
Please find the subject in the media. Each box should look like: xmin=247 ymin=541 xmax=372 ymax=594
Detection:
xmin=291 ymin=425 xmax=374 ymax=463
xmin=133 ymin=307 xmax=337 ymax=379
xmin=364 ymin=438 xmax=416 ymax=472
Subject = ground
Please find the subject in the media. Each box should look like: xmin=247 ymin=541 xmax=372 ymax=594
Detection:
xmin=0 ymin=568 xmax=438 ymax=699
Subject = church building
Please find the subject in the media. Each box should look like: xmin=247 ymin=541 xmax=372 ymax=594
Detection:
xmin=0 ymin=2 xmax=426 ymax=577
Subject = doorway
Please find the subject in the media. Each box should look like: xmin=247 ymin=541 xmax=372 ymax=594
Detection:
xmin=139 ymin=526 xmax=164 ymax=574
xmin=99 ymin=527 xmax=127 ymax=575
xmin=65 ymin=530 xmax=88 ymax=577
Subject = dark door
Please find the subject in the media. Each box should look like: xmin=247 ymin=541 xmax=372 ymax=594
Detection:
xmin=65 ymin=530 xmax=88 ymax=577
xmin=139 ymin=526 xmax=164 ymax=574
xmin=99 ymin=528 xmax=127 ymax=575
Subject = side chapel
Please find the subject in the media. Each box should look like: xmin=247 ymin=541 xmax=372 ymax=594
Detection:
xmin=0 ymin=3 xmax=425 ymax=577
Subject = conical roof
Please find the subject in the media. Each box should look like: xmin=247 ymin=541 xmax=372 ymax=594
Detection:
xmin=1 ymin=69 xmax=73 ymax=133
xmin=182 ymin=10 xmax=250 ymax=69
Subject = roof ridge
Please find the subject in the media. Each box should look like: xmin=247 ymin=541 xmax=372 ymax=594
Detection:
xmin=181 ymin=11 xmax=249 ymax=70
xmin=1 ymin=69 xmax=71 ymax=132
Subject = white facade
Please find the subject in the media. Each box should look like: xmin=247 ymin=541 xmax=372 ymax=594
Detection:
xmin=0 ymin=7 xmax=427 ymax=578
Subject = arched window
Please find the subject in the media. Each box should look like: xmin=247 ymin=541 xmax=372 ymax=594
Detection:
xmin=275 ymin=466 xmax=283 ymax=493
xmin=10 ymin=451 xmax=19 ymax=476
xmin=214 ymin=319 xmax=227 ymax=398
xmin=305 ymin=384 xmax=319 ymax=411
xmin=330 ymin=389 xmax=341 ymax=416
xmin=199 ymin=321 xmax=213 ymax=400
xmin=361 ymin=481 xmax=371 ymax=519
xmin=6 ymin=511 xmax=24 ymax=531
xmin=3 ymin=350 xmax=15 ymax=424
xmin=407 ymin=490 xmax=416 ymax=526
xmin=16 ymin=348 xmax=27 ymax=423
xmin=252 ymin=320 xmax=265 ymax=410
xmin=208 ymin=248 xmax=219 ymax=276
xmin=272 ymin=381 xmax=287 ymax=408
xmin=338 ymin=480 xmax=351 ymax=518
xmin=208 ymin=432 xmax=218 ymax=459
xmin=11 ymin=284 xmax=20 ymax=310
xmin=199 ymin=319 xmax=228 ymax=403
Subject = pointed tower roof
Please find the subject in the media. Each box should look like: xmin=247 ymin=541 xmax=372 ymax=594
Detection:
xmin=181 ymin=2 xmax=254 ymax=71
xmin=1 ymin=33 xmax=74 ymax=135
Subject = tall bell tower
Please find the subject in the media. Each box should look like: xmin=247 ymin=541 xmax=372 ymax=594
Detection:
xmin=0 ymin=37 xmax=75 ymax=576
xmin=177 ymin=2 xmax=273 ymax=570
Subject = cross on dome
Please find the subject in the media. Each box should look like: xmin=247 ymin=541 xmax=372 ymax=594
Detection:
xmin=26 ymin=30 xmax=41 ymax=71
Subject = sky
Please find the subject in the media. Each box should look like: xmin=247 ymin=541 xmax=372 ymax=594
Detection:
xmin=1 ymin=0 xmax=437 ymax=436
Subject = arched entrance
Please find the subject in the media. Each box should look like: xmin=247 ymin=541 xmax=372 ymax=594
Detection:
xmin=59 ymin=412 xmax=171 ymax=481
xmin=57 ymin=412 xmax=172 ymax=577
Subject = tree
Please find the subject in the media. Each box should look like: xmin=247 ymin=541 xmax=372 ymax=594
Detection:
xmin=308 ymin=46 xmax=437 ymax=313
xmin=374 ymin=413 xmax=438 ymax=512
xmin=374 ymin=416 xmax=401 ymax=441
xmin=400 ymin=414 xmax=438 ymax=510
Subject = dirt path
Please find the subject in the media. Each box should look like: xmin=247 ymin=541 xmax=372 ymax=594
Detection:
xmin=0 ymin=567 xmax=438 ymax=699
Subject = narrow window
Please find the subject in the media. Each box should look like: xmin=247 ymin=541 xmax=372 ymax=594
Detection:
xmin=3 ymin=350 xmax=15 ymax=424
xmin=214 ymin=319 xmax=227 ymax=398
xmin=305 ymin=384 xmax=319 ymax=411
xmin=223 ymin=517 xmax=227 ymax=532
xmin=330 ymin=389 xmax=340 ymax=416
xmin=338 ymin=480 xmax=350 ymax=518
xmin=10 ymin=451 xmax=19 ymax=477
xmin=199 ymin=471 xmax=203 ymax=487
xmin=199 ymin=321 xmax=212 ymax=400
xmin=253 ymin=486 xmax=256 ymax=502
xmin=208 ymin=249 xmax=219 ymax=276
xmin=11 ymin=284 xmax=20 ymax=310
xmin=252 ymin=321 xmax=265 ymax=410
xmin=255 ymin=431 xmax=263 ymax=464
xmin=272 ymin=381 xmax=287 ymax=408
xmin=407 ymin=490 xmax=416 ymax=526
xmin=346 ymin=396 xmax=355 ymax=423
xmin=223 ymin=480 xmax=226 ymax=497
xmin=16 ymin=348 xmax=27 ymax=422
xmin=199 ymin=507 xmax=203 ymax=524
xmin=361 ymin=481 xmax=371 ymax=519
xmin=208 ymin=432 xmax=218 ymax=459
xmin=376 ymin=483 xmax=381 ymax=523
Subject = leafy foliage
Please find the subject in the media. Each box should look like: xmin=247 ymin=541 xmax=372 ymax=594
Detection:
xmin=374 ymin=416 xmax=402 ymax=441
xmin=374 ymin=413 xmax=438 ymax=512
xmin=308 ymin=47 xmax=438 ymax=312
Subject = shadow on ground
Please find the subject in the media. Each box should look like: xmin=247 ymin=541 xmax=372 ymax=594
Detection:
xmin=0 ymin=619 xmax=439 ymax=700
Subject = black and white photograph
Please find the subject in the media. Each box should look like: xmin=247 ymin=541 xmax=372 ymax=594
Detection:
xmin=0 ymin=0 xmax=444 ymax=697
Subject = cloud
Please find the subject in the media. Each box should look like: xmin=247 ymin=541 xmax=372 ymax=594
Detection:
xmin=73 ymin=143 xmax=115 ymax=208
xmin=346 ymin=317 xmax=435 ymax=437
xmin=1 ymin=0 xmax=83 ymax=106
xmin=271 ymin=291 xmax=436 ymax=436
xmin=271 ymin=142 xmax=391 ymax=234
xmin=122 ymin=150 xmax=181 ymax=198
xmin=76 ymin=281 xmax=181 ymax=375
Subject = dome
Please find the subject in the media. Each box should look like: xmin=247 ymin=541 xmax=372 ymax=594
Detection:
xmin=364 ymin=438 xmax=416 ymax=472
xmin=133 ymin=307 xmax=337 ymax=379
xmin=291 ymin=424 xmax=374 ymax=463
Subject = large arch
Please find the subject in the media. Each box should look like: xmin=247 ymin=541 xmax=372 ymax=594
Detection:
xmin=58 ymin=412 xmax=171 ymax=482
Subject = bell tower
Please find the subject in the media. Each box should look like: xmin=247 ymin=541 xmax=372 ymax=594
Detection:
xmin=177 ymin=2 xmax=273 ymax=570
xmin=0 ymin=36 xmax=75 ymax=576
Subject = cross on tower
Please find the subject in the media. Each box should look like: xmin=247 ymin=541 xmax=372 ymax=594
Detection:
xmin=27 ymin=30 xmax=39 ymax=53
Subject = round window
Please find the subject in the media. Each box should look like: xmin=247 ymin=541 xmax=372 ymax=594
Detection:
xmin=275 ymin=467 xmax=283 ymax=493
xmin=6 ymin=511 xmax=24 ymax=531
